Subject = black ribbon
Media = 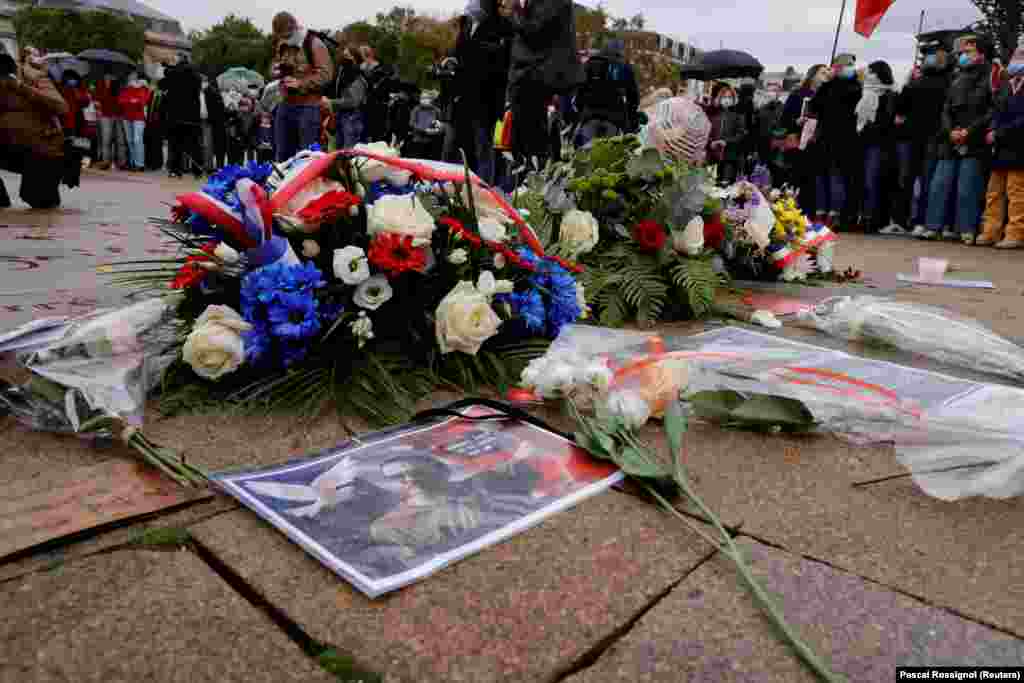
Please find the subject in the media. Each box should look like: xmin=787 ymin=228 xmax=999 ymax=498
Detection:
xmin=411 ymin=397 xmax=574 ymax=442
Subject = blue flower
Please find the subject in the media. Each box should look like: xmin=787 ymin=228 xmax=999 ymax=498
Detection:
xmin=363 ymin=181 xmax=416 ymax=205
xmin=243 ymin=324 xmax=272 ymax=365
xmin=201 ymin=162 xmax=276 ymax=214
xmin=267 ymin=291 xmax=322 ymax=341
xmin=503 ymin=248 xmax=582 ymax=339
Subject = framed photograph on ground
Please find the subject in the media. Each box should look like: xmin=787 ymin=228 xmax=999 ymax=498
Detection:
xmin=211 ymin=407 xmax=622 ymax=598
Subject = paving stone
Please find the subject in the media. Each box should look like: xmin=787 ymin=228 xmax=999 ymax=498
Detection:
xmin=564 ymin=537 xmax=1024 ymax=683
xmin=191 ymin=490 xmax=715 ymax=683
xmin=0 ymin=547 xmax=336 ymax=683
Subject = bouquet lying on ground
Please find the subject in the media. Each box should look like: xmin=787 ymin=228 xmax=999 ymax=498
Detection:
xmin=107 ymin=143 xmax=586 ymax=426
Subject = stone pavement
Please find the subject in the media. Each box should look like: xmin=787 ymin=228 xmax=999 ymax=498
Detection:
xmin=1 ymin=170 xmax=1023 ymax=682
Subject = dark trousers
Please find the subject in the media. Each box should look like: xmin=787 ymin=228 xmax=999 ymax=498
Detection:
xmin=274 ymin=104 xmax=322 ymax=162
xmin=167 ymin=122 xmax=203 ymax=176
xmin=144 ymin=124 xmax=164 ymax=170
xmin=509 ymin=78 xmax=551 ymax=170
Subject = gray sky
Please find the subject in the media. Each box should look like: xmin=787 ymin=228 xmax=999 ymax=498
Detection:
xmin=149 ymin=0 xmax=982 ymax=81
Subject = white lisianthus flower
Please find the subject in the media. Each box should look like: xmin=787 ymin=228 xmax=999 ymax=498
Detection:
xmin=213 ymin=242 xmax=240 ymax=264
xmin=493 ymin=252 xmax=506 ymax=270
xmin=558 ymin=210 xmax=600 ymax=255
xmin=435 ymin=281 xmax=502 ymax=355
xmin=366 ymin=194 xmax=436 ymax=243
xmin=301 ymin=239 xmax=321 ymax=258
xmin=182 ymin=305 xmax=251 ymax=380
xmin=535 ymin=361 xmax=576 ymax=398
xmin=349 ymin=311 xmax=375 ymax=349
xmin=478 ymin=218 xmax=508 ymax=243
xmin=750 ymin=310 xmax=782 ymax=329
xmin=575 ymin=282 xmax=590 ymax=319
xmin=448 ymin=248 xmax=468 ymax=265
xmin=352 ymin=142 xmax=411 ymax=186
xmin=674 ymin=215 xmax=704 ymax=256
xmin=353 ymin=275 xmax=393 ymax=311
xmin=333 ymin=246 xmax=370 ymax=285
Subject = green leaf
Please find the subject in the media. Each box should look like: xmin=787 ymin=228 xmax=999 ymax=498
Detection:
xmin=688 ymin=390 xmax=746 ymax=422
xmin=616 ymin=446 xmax=671 ymax=479
xmin=626 ymin=148 xmax=664 ymax=181
xmin=729 ymin=395 xmax=815 ymax=429
xmin=663 ymin=400 xmax=688 ymax=460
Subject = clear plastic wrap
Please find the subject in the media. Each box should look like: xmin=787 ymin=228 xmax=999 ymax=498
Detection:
xmin=521 ymin=324 xmax=1024 ymax=499
xmin=796 ymin=296 xmax=1024 ymax=384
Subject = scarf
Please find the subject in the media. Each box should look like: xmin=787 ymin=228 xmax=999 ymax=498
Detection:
xmin=855 ymin=73 xmax=892 ymax=133
xmin=285 ymin=27 xmax=308 ymax=48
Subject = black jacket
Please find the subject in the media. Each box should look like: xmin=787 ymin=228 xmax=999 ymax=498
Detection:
xmin=453 ymin=11 xmax=510 ymax=123
xmin=161 ymin=62 xmax=201 ymax=125
xmin=894 ymin=68 xmax=952 ymax=144
xmin=989 ymin=78 xmax=1024 ymax=168
xmin=508 ymin=0 xmax=582 ymax=93
xmin=808 ymin=76 xmax=862 ymax=162
xmin=859 ymin=90 xmax=898 ymax=148
xmin=575 ymin=47 xmax=639 ymax=130
xmin=937 ymin=61 xmax=993 ymax=159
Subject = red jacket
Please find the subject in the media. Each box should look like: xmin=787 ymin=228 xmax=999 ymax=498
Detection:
xmin=94 ymin=79 xmax=120 ymax=118
xmin=117 ymin=85 xmax=151 ymax=122
xmin=60 ymin=85 xmax=92 ymax=135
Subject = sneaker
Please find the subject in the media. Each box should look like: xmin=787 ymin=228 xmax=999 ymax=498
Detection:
xmin=879 ymin=223 xmax=908 ymax=235
xmin=975 ymin=235 xmax=997 ymax=246
xmin=910 ymin=225 xmax=928 ymax=237
xmin=995 ymin=239 xmax=1024 ymax=249
xmin=921 ymin=229 xmax=939 ymax=240
xmin=961 ymin=234 xmax=975 ymax=245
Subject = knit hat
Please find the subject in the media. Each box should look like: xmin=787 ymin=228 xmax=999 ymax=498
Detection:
xmin=833 ymin=53 xmax=856 ymax=67
xmin=645 ymin=97 xmax=711 ymax=165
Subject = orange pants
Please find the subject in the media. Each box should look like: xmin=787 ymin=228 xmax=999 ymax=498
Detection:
xmin=981 ymin=168 xmax=1024 ymax=242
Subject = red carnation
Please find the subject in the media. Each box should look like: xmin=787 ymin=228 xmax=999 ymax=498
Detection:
xmin=632 ymin=220 xmax=667 ymax=252
xmin=368 ymin=233 xmax=428 ymax=276
xmin=703 ymin=213 xmax=725 ymax=250
xmin=296 ymin=190 xmax=361 ymax=225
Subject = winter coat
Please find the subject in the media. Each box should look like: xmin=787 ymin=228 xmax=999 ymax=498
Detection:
xmin=937 ymin=60 xmax=993 ymax=159
xmin=94 ymin=78 xmax=121 ymax=118
xmin=989 ymin=76 xmax=1024 ymax=169
xmin=858 ymin=90 xmax=897 ymax=149
xmin=706 ymin=106 xmax=747 ymax=162
xmin=780 ymin=87 xmax=814 ymax=135
xmin=272 ymin=30 xmax=333 ymax=106
xmin=454 ymin=12 xmax=510 ymax=124
xmin=117 ymin=85 xmax=151 ymax=122
xmin=0 ymin=73 xmax=68 ymax=161
xmin=330 ymin=62 xmax=367 ymax=112
xmin=575 ymin=45 xmax=639 ymax=131
xmin=162 ymin=63 xmax=202 ymax=125
xmin=894 ymin=68 xmax=951 ymax=144
xmin=59 ymin=84 xmax=92 ymax=136
xmin=808 ymin=76 xmax=862 ymax=163
xmin=508 ymin=0 xmax=582 ymax=93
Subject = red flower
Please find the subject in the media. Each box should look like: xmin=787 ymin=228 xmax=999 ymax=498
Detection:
xmin=170 ymin=242 xmax=218 ymax=289
xmin=170 ymin=203 xmax=190 ymax=223
xmin=703 ymin=213 xmax=725 ymax=250
xmin=368 ymin=233 xmax=428 ymax=276
xmin=632 ymin=220 xmax=667 ymax=252
xmin=296 ymin=190 xmax=361 ymax=225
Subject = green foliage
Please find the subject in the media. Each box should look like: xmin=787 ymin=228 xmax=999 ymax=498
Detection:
xmin=316 ymin=648 xmax=383 ymax=683
xmin=13 ymin=8 xmax=146 ymax=63
xmin=688 ymin=390 xmax=816 ymax=432
xmin=670 ymin=257 xmax=720 ymax=318
xmin=130 ymin=527 xmax=192 ymax=548
xmin=189 ymin=15 xmax=272 ymax=78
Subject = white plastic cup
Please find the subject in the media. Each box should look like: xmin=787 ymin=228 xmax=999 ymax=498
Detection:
xmin=917 ymin=257 xmax=948 ymax=283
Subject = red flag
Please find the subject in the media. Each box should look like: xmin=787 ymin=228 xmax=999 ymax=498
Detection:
xmin=854 ymin=0 xmax=896 ymax=38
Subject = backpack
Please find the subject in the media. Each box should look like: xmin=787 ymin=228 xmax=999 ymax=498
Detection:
xmin=299 ymin=30 xmax=337 ymax=97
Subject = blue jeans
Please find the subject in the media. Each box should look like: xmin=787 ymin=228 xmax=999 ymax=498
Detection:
xmin=912 ymin=156 xmax=940 ymax=226
xmin=121 ymin=119 xmax=145 ymax=169
xmin=815 ymin=171 xmax=846 ymax=216
xmin=472 ymin=117 xmax=495 ymax=186
xmin=862 ymin=145 xmax=886 ymax=223
xmin=926 ymin=158 xmax=987 ymax=235
xmin=274 ymin=104 xmax=322 ymax=162
xmin=335 ymin=110 xmax=366 ymax=149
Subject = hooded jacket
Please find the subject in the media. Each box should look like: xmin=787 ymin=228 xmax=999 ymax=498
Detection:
xmin=989 ymin=76 xmax=1024 ymax=168
xmin=937 ymin=60 xmax=993 ymax=159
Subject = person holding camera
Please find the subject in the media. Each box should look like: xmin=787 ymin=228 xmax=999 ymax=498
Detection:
xmin=271 ymin=11 xmax=333 ymax=161
xmin=450 ymin=0 xmax=509 ymax=184
xmin=0 ymin=52 xmax=69 ymax=208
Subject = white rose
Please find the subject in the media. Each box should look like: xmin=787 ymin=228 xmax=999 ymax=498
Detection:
xmin=367 ymin=194 xmax=436 ymax=244
xmin=674 ymin=215 xmax=704 ymax=256
xmin=352 ymin=142 xmax=411 ymax=186
xmin=302 ymin=239 xmax=321 ymax=258
xmin=213 ymin=242 xmax=240 ymax=264
xmin=182 ymin=305 xmax=251 ymax=380
xmin=559 ymin=210 xmax=600 ymax=255
xmin=448 ymin=248 xmax=468 ymax=265
xmin=750 ymin=310 xmax=782 ymax=329
xmin=354 ymin=275 xmax=393 ymax=311
xmin=435 ymin=281 xmax=502 ymax=355
xmin=333 ymin=246 xmax=370 ymax=285
xmin=478 ymin=218 xmax=508 ymax=243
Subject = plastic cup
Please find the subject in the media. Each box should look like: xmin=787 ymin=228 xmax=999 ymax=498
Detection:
xmin=917 ymin=257 xmax=948 ymax=283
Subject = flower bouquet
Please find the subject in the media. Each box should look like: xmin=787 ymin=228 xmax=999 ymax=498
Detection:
xmin=514 ymin=136 xmax=726 ymax=328
xmin=106 ymin=143 xmax=586 ymax=427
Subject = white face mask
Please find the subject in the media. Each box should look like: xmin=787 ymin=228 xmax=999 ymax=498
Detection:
xmin=720 ymin=97 xmax=736 ymax=108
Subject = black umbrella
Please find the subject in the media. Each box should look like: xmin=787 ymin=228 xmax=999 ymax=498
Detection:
xmin=76 ymin=49 xmax=138 ymax=77
xmin=680 ymin=49 xmax=764 ymax=81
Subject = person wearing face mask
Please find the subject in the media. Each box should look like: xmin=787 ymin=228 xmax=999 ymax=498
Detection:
xmin=855 ymin=60 xmax=897 ymax=233
xmin=977 ymin=47 xmax=1024 ymax=248
xmin=807 ymin=53 xmax=863 ymax=229
xmin=780 ymin=64 xmax=827 ymax=213
xmin=329 ymin=43 xmax=368 ymax=149
xmin=891 ymin=43 xmax=955 ymax=236
xmin=116 ymin=71 xmax=151 ymax=171
xmin=270 ymin=12 xmax=333 ymax=161
xmin=920 ymin=34 xmax=994 ymax=243
xmin=198 ymin=76 xmax=227 ymax=173
xmin=58 ymin=70 xmax=92 ymax=141
xmin=93 ymin=72 xmax=122 ymax=170
xmin=704 ymin=83 xmax=747 ymax=185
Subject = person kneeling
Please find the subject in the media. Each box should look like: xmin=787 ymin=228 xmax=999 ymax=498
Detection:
xmin=0 ymin=53 xmax=69 ymax=209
